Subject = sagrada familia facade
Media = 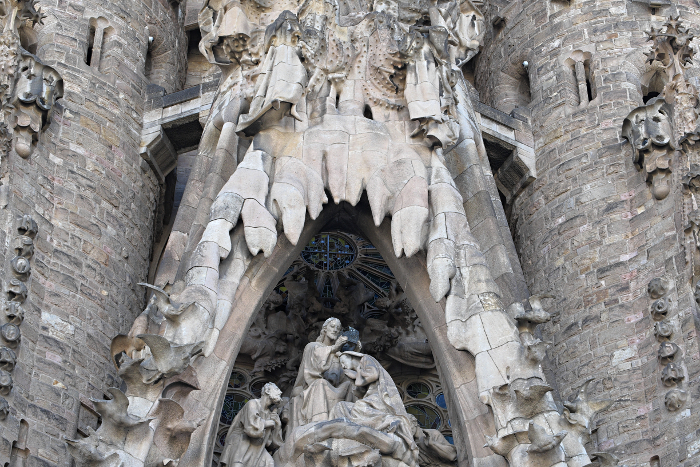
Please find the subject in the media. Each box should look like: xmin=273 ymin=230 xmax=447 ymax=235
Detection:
xmin=0 ymin=0 xmax=697 ymax=465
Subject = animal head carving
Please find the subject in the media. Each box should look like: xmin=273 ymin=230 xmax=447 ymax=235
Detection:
xmin=622 ymin=98 xmax=674 ymax=168
xmin=622 ymin=98 xmax=675 ymax=199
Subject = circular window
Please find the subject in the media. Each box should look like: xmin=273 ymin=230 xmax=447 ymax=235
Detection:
xmin=406 ymin=382 xmax=431 ymax=399
xmin=436 ymin=392 xmax=447 ymax=409
xmin=217 ymin=427 xmax=229 ymax=447
xmin=250 ymin=380 xmax=267 ymax=398
xmin=406 ymin=404 xmax=441 ymax=430
xmin=229 ymin=371 xmax=246 ymax=389
xmin=301 ymin=233 xmax=357 ymax=270
xmin=220 ymin=392 xmax=249 ymax=425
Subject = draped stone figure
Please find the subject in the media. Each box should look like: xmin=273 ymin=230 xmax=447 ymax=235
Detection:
xmin=288 ymin=317 xmax=353 ymax=432
xmin=331 ymin=352 xmax=419 ymax=462
xmin=409 ymin=415 xmax=458 ymax=467
xmin=220 ymin=382 xmax=284 ymax=467
xmin=275 ymin=339 xmax=419 ymax=466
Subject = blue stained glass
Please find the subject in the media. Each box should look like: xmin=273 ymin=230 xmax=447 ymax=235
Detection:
xmin=444 ymin=435 xmax=454 ymax=445
xmin=406 ymin=404 xmax=441 ymax=430
xmin=229 ymin=371 xmax=246 ymax=388
xmin=220 ymin=393 xmax=249 ymax=425
xmin=406 ymin=382 xmax=431 ymax=399
xmin=301 ymin=234 xmax=357 ymax=270
xmin=218 ymin=429 xmax=228 ymax=446
xmin=356 ymin=268 xmax=392 ymax=292
xmin=436 ymin=392 xmax=447 ymax=409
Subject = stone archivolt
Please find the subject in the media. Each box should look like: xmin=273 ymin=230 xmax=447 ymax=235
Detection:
xmin=66 ymin=0 xmax=616 ymax=466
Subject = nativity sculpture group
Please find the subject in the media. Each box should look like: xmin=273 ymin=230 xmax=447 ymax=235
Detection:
xmin=220 ymin=317 xmax=456 ymax=467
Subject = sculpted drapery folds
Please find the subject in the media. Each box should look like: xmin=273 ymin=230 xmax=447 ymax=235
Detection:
xmin=220 ymin=383 xmax=284 ymax=467
xmin=288 ymin=317 xmax=354 ymax=432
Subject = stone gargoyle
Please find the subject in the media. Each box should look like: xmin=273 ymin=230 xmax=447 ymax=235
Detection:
xmin=622 ymin=97 xmax=675 ymax=200
xmin=11 ymin=51 xmax=63 ymax=158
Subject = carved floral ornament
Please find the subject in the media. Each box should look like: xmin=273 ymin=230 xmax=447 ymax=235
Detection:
xmin=647 ymin=278 xmax=689 ymax=412
xmin=68 ymin=0 xmax=617 ymax=464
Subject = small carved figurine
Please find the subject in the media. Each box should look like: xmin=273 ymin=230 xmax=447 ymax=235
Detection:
xmin=220 ymin=382 xmax=284 ymax=467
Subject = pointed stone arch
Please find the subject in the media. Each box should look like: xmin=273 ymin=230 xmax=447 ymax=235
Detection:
xmin=177 ymin=202 xmax=501 ymax=466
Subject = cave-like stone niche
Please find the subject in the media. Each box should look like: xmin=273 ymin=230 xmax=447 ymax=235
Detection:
xmin=213 ymin=231 xmax=456 ymax=465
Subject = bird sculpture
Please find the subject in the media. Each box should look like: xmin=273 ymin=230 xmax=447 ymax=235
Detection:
xmin=526 ymin=421 xmax=567 ymax=453
xmin=562 ymin=379 xmax=614 ymax=433
xmin=65 ymin=427 xmax=122 ymax=466
xmin=137 ymin=334 xmax=204 ymax=384
xmin=152 ymin=398 xmax=203 ymax=460
xmin=138 ymin=283 xmax=197 ymax=324
xmin=91 ymin=388 xmax=152 ymax=442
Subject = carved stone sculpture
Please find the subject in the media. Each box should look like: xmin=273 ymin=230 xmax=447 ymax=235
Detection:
xmin=658 ymin=341 xmax=679 ymax=361
xmin=654 ymin=320 xmax=673 ymax=340
xmin=66 ymin=388 xmax=153 ymax=465
xmin=220 ymin=382 xmax=284 ymax=467
xmin=275 ymin=347 xmax=419 ymax=467
xmin=664 ymin=388 xmax=688 ymax=411
xmin=622 ymin=98 xmax=674 ymax=200
xmin=0 ymin=346 xmax=16 ymax=371
xmin=661 ymin=362 xmax=684 ymax=386
xmin=10 ymin=51 xmax=63 ymax=157
xmin=645 ymin=17 xmax=698 ymax=141
xmin=0 ymin=369 xmax=12 ymax=395
xmin=288 ymin=317 xmax=353 ymax=432
xmin=409 ymin=415 xmax=457 ymax=466
xmin=0 ymin=396 xmax=8 ymax=421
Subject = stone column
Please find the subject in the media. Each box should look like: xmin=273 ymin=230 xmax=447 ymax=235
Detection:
xmin=0 ymin=1 xmax=186 ymax=465
xmin=477 ymin=1 xmax=700 ymax=465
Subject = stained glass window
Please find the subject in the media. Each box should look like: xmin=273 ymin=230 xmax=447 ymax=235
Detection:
xmin=229 ymin=371 xmax=246 ymax=389
xmin=301 ymin=233 xmax=357 ymax=270
xmin=406 ymin=404 xmax=442 ymax=430
xmin=436 ymin=392 xmax=447 ymax=409
xmin=218 ymin=429 xmax=228 ymax=447
xmin=220 ymin=393 xmax=249 ymax=425
xmin=250 ymin=380 xmax=267 ymax=398
xmin=355 ymin=268 xmax=392 ymax=292
xmin=406 ymin=382 xmax=431 ymax=399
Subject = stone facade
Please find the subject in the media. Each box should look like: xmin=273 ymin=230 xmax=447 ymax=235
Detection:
xmin=0 ymin=0 xmax=696 ymax=466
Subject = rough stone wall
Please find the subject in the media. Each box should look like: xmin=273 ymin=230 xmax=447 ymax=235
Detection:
xmin=0 ymin=0 xmax=186 ymax=464
xmin=477 ymin=1 xmax=700 ymax=465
